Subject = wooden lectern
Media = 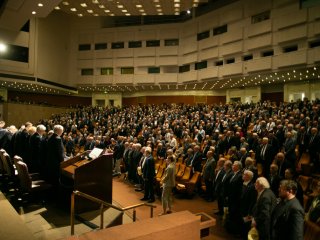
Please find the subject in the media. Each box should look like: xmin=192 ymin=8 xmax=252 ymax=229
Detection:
xmin=60 ymin=151 xmax=113 ymax=213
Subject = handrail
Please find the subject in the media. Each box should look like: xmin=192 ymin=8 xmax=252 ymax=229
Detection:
xmin=71 ymin=190 xmax=156 ymax=235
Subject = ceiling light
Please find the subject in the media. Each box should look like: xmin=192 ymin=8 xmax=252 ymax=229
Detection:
xmin=174 ymin=3 xmax=180 ymax=7
xmin=38 ymin=3 xmax=43 ymax=7
xmin=139 ymin=9 xmax=145 ymax=12
xmin=109 ymin=13 xmax=115 ymax=16
xmin=80 ymin=3 xmax=87 ymax=7
xmin=92 ymin=0 xmax=99 ymax=4
xmin=87 ymin=9 xmax=93 ymax=13
xmin=136 ymin=4 xmax=142 ymax=8
xmin=32 ymin=11 xmax=36 ymax=14
xmin=99 ymin=5 xmax=105 ymax=8
xmin=187 ymin=9 xmax=191 ymax=14
xmin=0 ymin=43 xmax=7 ymax=53
xmin=70 ymin=8 xmax=77 ymax=11
xmin=155 ymin=4 xmax=161 ymax=8
xmin=104 ymin=9 xmax=110 ymax=12
xmin=125 ymin=13 xmax=131 ymax=16
xmin=158 ymin=12 xmax=163 ymax=15
xmin=117 ymin=5 xmax=124 ymax=8
xmin=175 ymin=11 xmax=180 ymax=15
xmin=141 ymin=12 xmax=147 ymax=15
xmin=157 ymin=8 xmax=162 ymax=12
xmin=54 ymin=6 xmax=60 ymax=10
xmin=62 ymin=2 xmax=69 ymax=5
xmin=122 ymin=9 xmax=127 ymax=12
xmin=94 ymin=13 xmax=99 ymax=16
xmin=174 ymin=0 xmax=180 ymax=2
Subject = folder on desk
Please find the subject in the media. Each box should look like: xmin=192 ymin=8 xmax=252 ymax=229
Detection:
xmin=89 ymin=147 xmax=104 ymax=160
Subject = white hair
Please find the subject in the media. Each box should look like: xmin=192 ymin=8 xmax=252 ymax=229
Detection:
xmin=256 ymin=177 xmax=270 ymax=189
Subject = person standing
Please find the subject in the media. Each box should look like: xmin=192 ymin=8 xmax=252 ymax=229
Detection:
xmin=271 ymin=180 xmax=304 ymax=240
xmin=202 ymin=150 xmax=216 ymax=202
xmin=252 ymin=177 xmax=277 ymax=240
xmin=159 ymin=155 xmax=176 ymax=215
xmin=141 ymin=147 xmax=155 ymax=203
xmin=46 ymin=125 xmax=65 ymax=187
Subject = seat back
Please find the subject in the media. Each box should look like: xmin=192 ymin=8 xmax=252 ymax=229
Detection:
xmin=15 ymin=160 xmax=32 ymax=192
xmin=155 ymin=166 xmax=165 ymax=180
xmin=176 ymin=164 xmax=186 ymax=180
xmin=188 ymin=171 xmax=201 ymax=184
xmin=175 ymin=163 xmax=180 ymax=175
xmin=2 ymin=153 xmax=15 ymax=177
xmin=180 ymin=166 xmax=192 ymax=183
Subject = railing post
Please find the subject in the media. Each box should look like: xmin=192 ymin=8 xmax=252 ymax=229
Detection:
xmin=133 ymin=208 xmax=136 ymax=222
xmin=150 ymin=206 xmax=154 ymax=218
xmin=70 ymin=192 xmax=75 ymax=235
xmin=100 ymin=203 xmax=104 ymax=229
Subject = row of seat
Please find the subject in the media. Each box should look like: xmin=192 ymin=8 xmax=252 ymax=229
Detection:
xmin=0 ymin=149 xmax=51 ymax=203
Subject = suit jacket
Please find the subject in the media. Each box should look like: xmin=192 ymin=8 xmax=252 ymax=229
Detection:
xmin=46 ymin=133 xmax=65 ymax=185
xmin=214 ymin=168 xmax=225 ymax=194
xmin=29 ymin=132 xmax=42 ymax=173
xmin=252 ymin=188 xmax=277 ymax=240
xmin=202 ymin=157 xmax=216 ymax=181
xmin=283 ymin=138 xmax=296 ymax=164
xmin=271 ymin=197 xmax=304 ymax=240
xmin=227 ymin=171 xmax=244 ymax=212
xmin=162 ymin=162 xmax=175 ymax=188
xmin=142 ymin=155 xmax=155 ymax=180
xmin=240 ymin=180 xmax=257 ymax=217
xmin=191 ymin=151 xmax=203 ymax=172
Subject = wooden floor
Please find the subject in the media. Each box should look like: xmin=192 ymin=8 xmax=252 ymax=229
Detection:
xmin=112 ymin=176 xmax=240 ymax=240
xmin=5 ymin=174 xmax=240 ymax=240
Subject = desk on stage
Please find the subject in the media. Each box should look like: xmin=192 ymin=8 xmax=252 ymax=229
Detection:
xmin=60 ymin=152 xmax=113 ymax=213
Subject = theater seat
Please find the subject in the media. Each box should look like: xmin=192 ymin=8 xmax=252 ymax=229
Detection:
xmin=14 ymin=158 xmax=51 ymax=197
xmin=176 ymin=164 xmax=186 ymax=181
xmin=179 ymin=166 xmax=192 ymax=184
xmin=176 ymin=171 xmax=201 ymax=196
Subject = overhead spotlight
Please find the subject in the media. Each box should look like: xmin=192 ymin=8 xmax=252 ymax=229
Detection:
xmin=0 ymin=43 xmax=7 ymax=53
xmin=187 ymin=9 xmax=191 ymax=14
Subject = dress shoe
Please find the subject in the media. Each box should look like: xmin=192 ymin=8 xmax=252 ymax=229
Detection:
xmin=166 ymin=210 xmax=172 ymax=214
xmin=135 ymin=188 xmax=143 ymax=192
xmin=158 ymin=212 xmax=166 ymax=216
xmin=147 ymin=199 xmax=155 ymax=203
xmin=140 ymin=197 xmax=148 ymax=201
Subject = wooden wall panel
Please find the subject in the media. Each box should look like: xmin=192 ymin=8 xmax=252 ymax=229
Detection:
xmin=123 ymin=97 xmax=139 ymax=106
xmin=261 ymin=92 xmax=283 ymax=104
xmin=207 ymin=96 xmax=226 ymax=105
xmin=146 ymin=96 xmax=194 ymax=105
xmin=8 ymin=91 xmax=91 ymax=107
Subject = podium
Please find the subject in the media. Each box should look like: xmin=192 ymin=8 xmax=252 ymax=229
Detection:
xmin=60 ymin=152 xmax=113 ymax=213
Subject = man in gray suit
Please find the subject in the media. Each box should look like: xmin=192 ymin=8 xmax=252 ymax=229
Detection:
xmin=159 ymin=155 xmax=176 ymax=215
xmin=252 ymin=177 xmax=277 ymax=240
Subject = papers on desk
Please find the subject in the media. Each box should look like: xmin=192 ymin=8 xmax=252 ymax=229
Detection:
xmin=89 ymin=147 xmax=104 ymax=160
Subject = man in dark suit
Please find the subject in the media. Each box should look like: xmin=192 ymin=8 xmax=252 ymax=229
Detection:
xmin=256 ymin=137 xmax=273 ymax=178
xmin=271 ymin=180 xmax=304 ymax=240
xmin=240 ymin=170 xmax=257 ymax=239
xmin=190 ymin=145 xmax=203 ymax=172
xmin=283 ymin=132 xmax=297 ymax=167
xmin=202 ymin=150 xmax=216 ymax=202
xmin=252 ymin=177 xmax=277 ymax=240
xmin=226 ymin=161 xmax=243 ymax=234
xmin=29 ymin=124 xmax=46 ymax=173
xmin=45 ymin=125 xmax=65 ymax=188
xmin=214 ymin=158 xmax=226 ymax=215
xmin=268 ymin=163 xmax=281 ymax=197
xmin=141 ymin=147 xmax=155 ymax=203
xmin=220 ymin=160 xmax=234 ymax=215
xmin=307 ymin=127 xmax=320 ymax=170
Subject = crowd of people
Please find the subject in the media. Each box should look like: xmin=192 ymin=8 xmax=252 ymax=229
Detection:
xmin=1 ymin=98 xmax=320 ymax=239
